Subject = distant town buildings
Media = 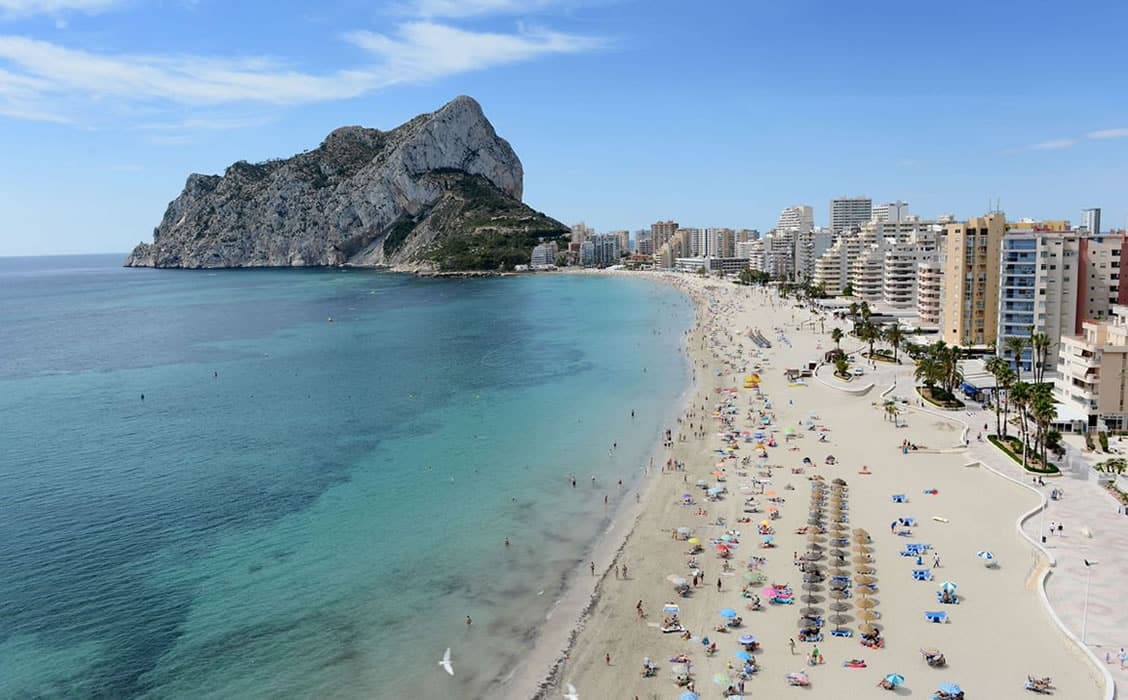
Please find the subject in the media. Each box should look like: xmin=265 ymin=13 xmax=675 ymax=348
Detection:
xmin=1082 ymin=207 xmax=1102 ymax=235
xmin=530 ymin=241 xmax=558 ymax=268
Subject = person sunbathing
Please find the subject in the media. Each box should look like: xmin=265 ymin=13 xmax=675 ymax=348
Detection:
xmin=842 ymin=658 xmax=866 ymax=667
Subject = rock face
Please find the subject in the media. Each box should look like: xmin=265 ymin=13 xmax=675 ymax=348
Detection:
xmin=125 ymin=96 xmax=567 ymax=271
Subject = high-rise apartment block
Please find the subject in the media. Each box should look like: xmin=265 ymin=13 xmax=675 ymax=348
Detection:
xmin=777 ymin=206 xmax=815 ymax=233
xmin=1055 ymin=305 xmax=1128 ymax=431
xmin=1083 ymin=208 xmax=1102 ymax=235
xmin=650 ymin=220 xmax=679 ymax=252
xmin=940 ymin=213 xmax=1006 ymax=347
xmin=917 ymin=261 xmax=943 ymax=324
xmin=829 ymin=196 xmax=873 ymax=234
xmin=570 ymin=222 xmax=594 ymax=245
xmin=997 ymin=229 xmax=1128 ymax=373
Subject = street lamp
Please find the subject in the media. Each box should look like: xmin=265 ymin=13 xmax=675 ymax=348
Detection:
xmin=1081 ymin=559 xmax=1099 ymax=644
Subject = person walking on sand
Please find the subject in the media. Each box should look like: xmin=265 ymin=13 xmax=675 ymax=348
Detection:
xmin=789 ymin=638 xmax=796 ymax=654
xmin=605 ymin=653 xmax=611 ymax=666
xmin=933 ymin=552 xmax=941 ymax=568
xmin=590 ymin=561 xmax=595 ymax=576
xmin=466 ymin=616 xmax=472 ymax=626
xmin=717 ymin=578 xmax=722 ymax=592
xmin=622 ymin=564 xmax=628 ymax=578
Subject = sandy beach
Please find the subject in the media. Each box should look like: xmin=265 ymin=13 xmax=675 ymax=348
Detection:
xmin=523 ymin=273 xmax=1105 ymax=699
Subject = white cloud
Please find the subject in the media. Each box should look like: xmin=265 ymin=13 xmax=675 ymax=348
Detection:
xmin=1087 ymin=128 xmax=1128 ymax=140
xmin=0 ymin=0 xmax=119 ymax=17
xmin=346 ymin=22 xmax=602 ymax=84
xmin=1024 ymin=139 xmax=1075 ymax=151
xmin=0 ymin=21 xmax=602 ymax=124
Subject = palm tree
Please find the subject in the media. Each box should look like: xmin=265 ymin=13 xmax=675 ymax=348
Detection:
xmin=1004 ymin=336 xmax=1027 ymax=382
xmin=984 ymin=356 xmax=1009 ymax=436
xmin=938 ymin=344 xmax=963 ymax=397
xmin=834 ymin=355 xmax=850 ymax=378
xmin=831 ymin=327 xmax=843 ymax=351
xmin=996 ymin=364 xmax=1016 ymax=439
xmin=884 ymin=325 xmax=906 ymax=363
xmin=915 ymin=355 xmax=941 ymax=389
xmin=1030 ymin=331 xmax=1052 ymax=385
xmin=859 ymin=321 xmax=879 ymax=360
xmin=1009 ymin=381 xmax=1032 ymax=458
xmin=1030 ymin=387 xmax=1057 ymax=469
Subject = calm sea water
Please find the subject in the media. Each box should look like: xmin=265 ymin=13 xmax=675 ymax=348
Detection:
xmin=0 ymin=256 xmax=691 ymax=699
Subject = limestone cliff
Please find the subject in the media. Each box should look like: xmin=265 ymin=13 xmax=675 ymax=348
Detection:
xmin=125 ymin=96 xmax=567 ymax=271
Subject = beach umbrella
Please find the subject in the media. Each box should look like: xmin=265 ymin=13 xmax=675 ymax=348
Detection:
xmin=939 ymin=581 xmax=958 ymax=594
xmin=738 ymin=634 xmax=756 ymax=645
xmin=687 ymin=536 xmax=700 ymax=545
xmin=800 ymin=605 xmax=822 ymax=616
xmin=859 ymin=623 xmax=878 ymax=635
xmin=784 ymin=427 xmax=796 ymax=434
xmin=800 ymin=593 xmax=822 ymax=604
xmin=735 ymin=650 xmax=754 ymax=662
xmin=977 ymin=550 xmax=995 ymax=561
xmin=854 ymin=575 xmax=876 ymax=585
xmin=721 ymin=534 xmax=736 ymax=543
xmin=857 ymin=598 xmax=877 ymax=609
xmin=830 ymin=548 xmax=848 ymax=559
xmin=860 ymin=612 xmax=879 ymax=624
xmin=852 ymin=528 xmax=867 ymax=536
xmin=663 ymin=603 xmax=681 ymax=614
xmin=857 ymin=566 xmax=876 ymax=575
xmin=830 ymin=613 xmax=851 ymax=626
xmin=806 ymin=531 xmax=825 ymax=542
xmin=720 ymin=608 xmax=738 ymax=619
xmin=760 ymin=519 xmax=771 ymax=528
xmin=767 ymin=504 xmax=779 ymax=513
xmin=761 ymin=535 xmax=775 ymax=545
xmin=830 ymin=601 xmax=851 ymax=612
xmin=852 ymin=556 xmax=871 ymax=566
xmin=807 ymin=516 xmax=823 ymax=526
xmin=808 ymin=542 xmax=825 ymax=551
xmin=829 ymin=590 xmax=849 ymax=600
xmin=939 ymin=683 xmax=962 ymax=695
xmin=679 ymin=693 xmax=700 ymax=700
xmin=762 ymin=586 xmax=782 ymax=598
xmin=765 ymin=490 xmax=777 ymax=498
xmin=884 ymin=673 xmax=905 ymax=688
xmin=677 ymin=527 xmax=692 ymax=536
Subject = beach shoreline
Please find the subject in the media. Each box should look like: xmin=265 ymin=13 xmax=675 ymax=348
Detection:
xmin=527 ymin=273 xmax=1106 ymax=699
xmin=502 ymin=270 xmax=706 ymax=700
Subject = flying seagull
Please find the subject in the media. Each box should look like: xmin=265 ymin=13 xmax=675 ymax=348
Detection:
xmin=563 ymin=682 xmax=579 ymax=700
xmin=438 ymin=647 xmax=453 ymax=676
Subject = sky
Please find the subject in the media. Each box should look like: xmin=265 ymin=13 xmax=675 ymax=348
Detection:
xmin=2 ymin=0 xmax=1128 ymax=255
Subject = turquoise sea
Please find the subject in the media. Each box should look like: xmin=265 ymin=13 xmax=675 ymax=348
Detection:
xmin=0 ymin=256 xmax=692 ymax=699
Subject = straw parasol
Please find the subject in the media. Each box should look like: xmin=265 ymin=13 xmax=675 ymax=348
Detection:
xmin=859 ymin=623 xmax=878 ymax=635
xmin=854 ymin=574 xmax=876 ymax=585
xmin=832 ymin=478 xmax=847 ymax=485
xmin=852 ymin=556 xmax=871 ymax=566
xmin=851 ymin=528 xmax=868 ymax=536
xmin=857 ymin=598 xmax=877 ymax=610
xmin=852 ymin=543 xmax=871 ymax=553
xmin=830 ymin=600 xmax=852 ymax=612
xmin=829 ymin=566 xmax=849 ymax=577
xmin=808 ymin=542 xmax=825 ymax=552
xmin=856 ymin=566 xmax=876 ymax=576
xmin=800 ymin=605 xmax=822 ymax=616
xmin=807 ymin=532 xmax=825 ymax=543
xmin=829 ymin=590 xmax=850 ymax=601
xmin=800 ymin=593 xmax=822 ymax=604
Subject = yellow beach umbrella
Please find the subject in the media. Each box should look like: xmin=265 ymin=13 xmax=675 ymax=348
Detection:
xmin=687 ymin=537 xmax=700 ymax=545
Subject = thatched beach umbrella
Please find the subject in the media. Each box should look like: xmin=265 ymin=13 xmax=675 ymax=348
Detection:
xmin=832 ymin=478 xmax=847 ymax=485
xmin=830 ymin=566 xmax=849 ymax=577
xmin=856 ymin=566 xmax=876 ymax=576
xmin=852 ymin=556 xmax=871 ymax=566
xmin=859 ymin=622 xmax=878 ymax=635
xmin=857 ymin=598 xmax=877 ymax=610
xmin=806 ymin=531 xmax=825 ymax=543
xmin=851 ymin=528 xmax=868 ymax=537
xmin=829 ymin=590 xmax=849 ymax=601
xmin=800 ymin=593 xmax=822 ymax=604
xmin=808 ymin=542 xmax=825 ymax=552
xmin=854 ymin=574 xmax=876 ymax=585
xmin=800 ymin=605 xmax=822 ymax=616
xmin=830 ymin=600 xmax=852 ymax=612
xmin=852 ymin=544 xmax=871 ymax=553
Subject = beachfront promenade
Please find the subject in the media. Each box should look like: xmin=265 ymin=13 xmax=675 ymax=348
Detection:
xmin=862 ymin=356 xmax=1127 ymax=697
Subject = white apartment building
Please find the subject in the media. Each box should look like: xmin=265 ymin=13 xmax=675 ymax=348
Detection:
xmin=530 ymin=241 xmax=558 ymax=267
xmin=1054 ymin=305 xmax=1128 ymax=432
xmin=570 ymin=222 xmax=594 ymax=245
xmin=997 ymin=229 xmax=1128 ymax=375
xmin=813 ymin=233 xmax=869 ymax=295
xmin=777 ymin=205 xmax=815 ymax=233
xmin=917 ymin=261 xmax=943 ymax=324
xmin=883 ymin=240 xmax=938 ymax=308
xmin=793 ymin=229 xmax=834 ymax=283
xmin=872 ymin=200 xmax=910 ymax=224
xmin=745 ymin=232 xmax=794 ymax=278
xmin=829 ymin=196 xmax=873 ymax=234
xmin=850 ymin=245 xmax=886 ymax=301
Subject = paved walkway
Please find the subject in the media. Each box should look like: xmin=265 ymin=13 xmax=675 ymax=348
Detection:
xmin=893 ymin=376 xmax=1128 ymax=695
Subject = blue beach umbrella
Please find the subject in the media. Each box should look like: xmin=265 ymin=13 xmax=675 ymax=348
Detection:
xmin=738 ymin=634 xmax=756 ymax=645
xmin=976 ymin=551 xmax=994 ymax=562
xmin=939 ymin=581 xmax=957 ymax=594
xmin=884 ymin=673 xmax=905 ymax=687
xmin=720 ymin=608 xmax=738 ymax=619
xmin=735 ymin=650 xmax=753 ymax=661
xmin=679 ymin=693 xmax=699 ymax=700
xmin=761 ymin=534 xmax=774 ymax=544
xmin=939 ymin=682 xmax=962 ymax=694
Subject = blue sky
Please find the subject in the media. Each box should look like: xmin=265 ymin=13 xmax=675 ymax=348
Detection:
xmin=1 ymin=0 xmax=1127 ymax=255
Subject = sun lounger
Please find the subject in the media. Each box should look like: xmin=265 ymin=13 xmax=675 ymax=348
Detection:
xmin=913 ymin=569 xmax=932 ymax=581
xmin=830 ymin=628 xmax=853 ymax=638
xmin=892 ymin=494 xmax=907 ymax=503
xmin=924 ymin=611 xmax=947 ymax=623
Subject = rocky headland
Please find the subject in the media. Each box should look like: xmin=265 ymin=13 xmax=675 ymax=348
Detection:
xmin=125 ymin=96 xmax=567 ymax=272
